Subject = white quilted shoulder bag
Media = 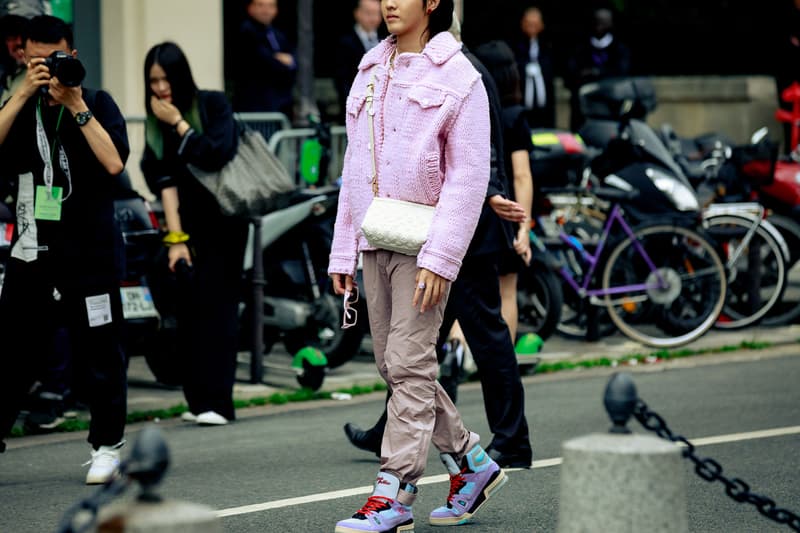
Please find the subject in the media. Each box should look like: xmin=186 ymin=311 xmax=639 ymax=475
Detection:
xmin=359 ymin=71 xmax=435 ymax=256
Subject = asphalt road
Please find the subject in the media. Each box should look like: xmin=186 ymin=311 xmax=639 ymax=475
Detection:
xmin=1 ymin=349 xmax=799 ymax=533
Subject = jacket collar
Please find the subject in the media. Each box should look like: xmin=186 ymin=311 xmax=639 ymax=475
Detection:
xmin=358 ymin=32 xmax=461 ymax=70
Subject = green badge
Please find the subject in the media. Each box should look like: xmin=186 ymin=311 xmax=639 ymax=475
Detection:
xmin=34 ymin=185 xmax=63 ymax=221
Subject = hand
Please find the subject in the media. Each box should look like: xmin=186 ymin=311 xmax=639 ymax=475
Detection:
xmin=413 ymin=268 xmax=447 ymax=314
xmin=19 ymin=57 xmax=50 ymax=99
xmin=274 ymin=52 xmax=295 ymax=67
xmin=168 ymin=243 xmax=192 ymax=272
xmin=150 ymin=95 xmax=182 ymax=125
xmin=514 ymin=224 xmax=532 ymax=266
xmin=47 ymin=76 xmax=83 ymax=111
xmin=488 ymin=195 xmax=527 ymax=223
xmin=331 ymin=273 xmax=355 ymax=296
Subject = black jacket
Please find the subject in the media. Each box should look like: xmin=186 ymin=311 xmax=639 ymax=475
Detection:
xmin=231 ymin=17 xmax=296 ymax=114
xmin=511 ymin=36 xmax=557 ymax=129
xmin=462 ymin=45 xmax=515 ymax=258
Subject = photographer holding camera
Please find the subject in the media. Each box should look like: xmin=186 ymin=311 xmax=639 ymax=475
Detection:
xmin=0 ymin=15 xmax=130 ymax=485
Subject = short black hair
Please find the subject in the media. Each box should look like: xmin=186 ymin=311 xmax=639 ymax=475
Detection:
xmin=143 ymin=41 xmax=198 ymax=114
xmin=473 ymin=40 xmax=522 ymax=107
xmin=24 ymin=15 xmax=73 ymax=49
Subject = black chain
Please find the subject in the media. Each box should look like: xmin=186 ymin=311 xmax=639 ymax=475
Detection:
xmin=633 ymin=399 xmax=800 ymax=532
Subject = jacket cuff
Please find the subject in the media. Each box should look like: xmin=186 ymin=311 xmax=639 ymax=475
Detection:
xmin=328 ymin=254 xmax=358 ymax=278
xmin=417 ymin=249 xmax=462 ymax=282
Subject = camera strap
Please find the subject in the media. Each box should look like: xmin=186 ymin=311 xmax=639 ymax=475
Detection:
xmin=35 ymin=97 xmax=73 ymax=202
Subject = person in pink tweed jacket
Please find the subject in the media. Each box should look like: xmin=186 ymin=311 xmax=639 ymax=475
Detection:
xmin=329 ymin=2 xmax=507 ymax=532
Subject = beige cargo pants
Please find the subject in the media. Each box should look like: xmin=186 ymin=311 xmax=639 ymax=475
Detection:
xmin=362 ymin=250 xmax=479 ymax=487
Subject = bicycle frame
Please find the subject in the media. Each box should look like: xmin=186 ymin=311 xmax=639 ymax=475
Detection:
xmin=551 ymin=203 xmax=667 ymax=299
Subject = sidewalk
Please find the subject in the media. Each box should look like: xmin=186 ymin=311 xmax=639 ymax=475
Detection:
xmin=124 ymin=323 xmax=800 ymax=415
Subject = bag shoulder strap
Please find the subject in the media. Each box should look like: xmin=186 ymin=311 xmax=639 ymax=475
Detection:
xmin=366 ymin=72 xmax=378 ymax=196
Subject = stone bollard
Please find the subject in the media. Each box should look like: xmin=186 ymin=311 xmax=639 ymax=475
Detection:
xmin=96 ymin=499 xmax=222 ymax=533
xmin=557 ymin=373 xmax=689 ymax=533
xmin=89 ymin=425 xmax=222 ymax=533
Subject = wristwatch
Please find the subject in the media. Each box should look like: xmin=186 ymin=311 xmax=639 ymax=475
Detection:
xmin=74 ymin=110 xmax=93 ymax=126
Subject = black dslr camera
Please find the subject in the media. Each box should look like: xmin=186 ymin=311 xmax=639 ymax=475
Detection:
xmin=44 ymin=50 xmax=85 ymax=87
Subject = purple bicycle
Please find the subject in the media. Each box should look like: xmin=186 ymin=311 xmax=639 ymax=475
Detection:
xmin=537 ymin=186 xmax=727 ymax=348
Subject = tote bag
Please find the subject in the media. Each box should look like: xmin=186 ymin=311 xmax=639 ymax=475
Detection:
xmin=188 ymin=124 xmax=295 ymax=218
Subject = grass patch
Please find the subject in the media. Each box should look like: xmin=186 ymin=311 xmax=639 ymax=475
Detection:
xmin=8 ymin=380 xmax=390 ymax=439
xmin=533 ymin=339 xmax=778 ymax=375
xmin=7 ymin=340 xmax=787 ymax=439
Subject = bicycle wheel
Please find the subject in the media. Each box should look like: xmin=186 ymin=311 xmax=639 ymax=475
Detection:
xmin=517 ymin=259 xmax=563 ymax=341
xmin=704 ymin=215 xmax=787 ymax=330
xmin=762 ymin=213 xmax=800 ymax=326
xmin=602 ymin=224 xmax=726 ymax=348
xmin=551 ymin=246 xmax=616 ymax=341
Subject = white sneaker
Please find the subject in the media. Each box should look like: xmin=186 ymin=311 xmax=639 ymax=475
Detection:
xmin=181 ymin=411 xmax=198 ymax=422
xmin=85 ymin=441 xmax=124 ymax=485
xmin=196 ymin=411 xmax=228 ymax=426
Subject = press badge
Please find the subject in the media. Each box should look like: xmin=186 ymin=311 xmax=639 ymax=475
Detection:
xmin=34 ymin=185 xmax=63 ymax=221
xmin=85 ymin=294 xmax=113 ymax=327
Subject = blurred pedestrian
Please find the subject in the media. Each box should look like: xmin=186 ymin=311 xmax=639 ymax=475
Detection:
xmin=140 ymin=42 xmax=249 ymax=427
xmin=564 ymin=7 xmax=631 ymax=132
xmin=328 ymin=1 xmax=509 ymax=531
xmin=0 ymin=15 xmax=129 ymax=485
xmin=343 ymin=13 xmax=534 ymax=471
xmin=231 ymin=0 xmax=296 ymax=119
xmin=511 ymin=6 xmax=556 ymax=128
xmin=334 ymin=0 xmax=383 ymax=124
xmin=0 ymin=14 xmax=27 ymax=104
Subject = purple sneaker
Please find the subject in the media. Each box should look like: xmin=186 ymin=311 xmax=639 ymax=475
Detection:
xmin=429 ymin=444 xmax=507 ymax=526
xmin=336 ymin=472 xmax=415 ymax=532
xmin=335 ymin=496 xmax=414 ymax=532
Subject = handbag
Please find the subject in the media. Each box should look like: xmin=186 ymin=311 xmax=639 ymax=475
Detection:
xmin=359 ymin=73 xmax=435 ymax=256
xmin=187 ymin=122 xmax=295 ymax=218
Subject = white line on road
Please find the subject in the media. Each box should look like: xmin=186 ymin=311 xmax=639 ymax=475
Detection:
xmin=215 ymin=425 xmax=800 ymax=518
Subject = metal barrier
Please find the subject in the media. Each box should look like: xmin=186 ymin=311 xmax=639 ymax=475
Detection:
xmin=268 ymin=125 xmax=347 ymax=185
xmin=233 ymin=111 xmax=291 ymax=144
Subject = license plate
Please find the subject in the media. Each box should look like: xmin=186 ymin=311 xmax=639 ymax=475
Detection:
xmin=120 ymin=286 xmax=160 ymax=320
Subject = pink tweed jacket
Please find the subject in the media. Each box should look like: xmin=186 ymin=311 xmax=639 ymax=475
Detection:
xmin=327 ymin=32 xmax=490 ymax=281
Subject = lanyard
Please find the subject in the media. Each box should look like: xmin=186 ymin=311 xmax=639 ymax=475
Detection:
xmin=35 ymin=97 xmax=73 ymax=201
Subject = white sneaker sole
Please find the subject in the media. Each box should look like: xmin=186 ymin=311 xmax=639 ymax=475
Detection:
xmin=428 ymin=469 xmax=508 ymax=526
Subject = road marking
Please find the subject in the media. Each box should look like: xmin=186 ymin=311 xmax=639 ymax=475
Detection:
xmin=215 ymin=425 xmax=800 ymax=518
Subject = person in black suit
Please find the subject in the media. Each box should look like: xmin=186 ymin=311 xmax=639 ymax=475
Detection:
xmin=333 ymin=0 xmax=382 ymax=124
xmin=511 ymin=6 xmax=556 ymax=129
xmin=564 ymin=7 xmax=631 ymax=132
xmin=342 ymin=14 xmax=534 ymax=469
xmin=231 ymin=0 xmax=296 ymax=118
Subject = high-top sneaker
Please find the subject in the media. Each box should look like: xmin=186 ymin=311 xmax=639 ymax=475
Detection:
xmin=429 ymin=444 xmax=507 ymax=526
xmin=84 ymin=441 xmax=124 ymax=485
xmin=335 ymin=472 xmax=415 ymax=532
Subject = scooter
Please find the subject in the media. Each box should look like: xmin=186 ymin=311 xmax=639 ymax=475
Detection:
xmin=239 ymin=184 xmax=368 ymax=390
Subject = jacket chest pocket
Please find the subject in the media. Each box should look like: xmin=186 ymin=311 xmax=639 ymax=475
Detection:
xmin=407 ymin=86 xmax=447 ymax=111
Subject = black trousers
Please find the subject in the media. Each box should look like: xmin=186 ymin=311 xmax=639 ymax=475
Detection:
xmin=0 ymin=257 xmax=127 ymax=448
xmin=369 ymin=254 xmax=532 ymax=454
xmin=437 ymin=254 xmax=531 ymax=454
xmin=176 ymin=221 xmax=248 ymax=420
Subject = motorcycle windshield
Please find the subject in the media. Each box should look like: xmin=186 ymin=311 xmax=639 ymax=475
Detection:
xmin=629 ymin=119 xmax=693 ymax=188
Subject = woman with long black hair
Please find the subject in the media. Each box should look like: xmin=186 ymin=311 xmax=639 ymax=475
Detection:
xmin=140 ymin=42 xmax=248 ymax=426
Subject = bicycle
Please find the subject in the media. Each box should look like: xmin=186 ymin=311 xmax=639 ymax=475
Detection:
xmin=536 ymin=185 xmax=727 ymax=348
xmin=702 ymin=202 xmax=789 ymax=330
